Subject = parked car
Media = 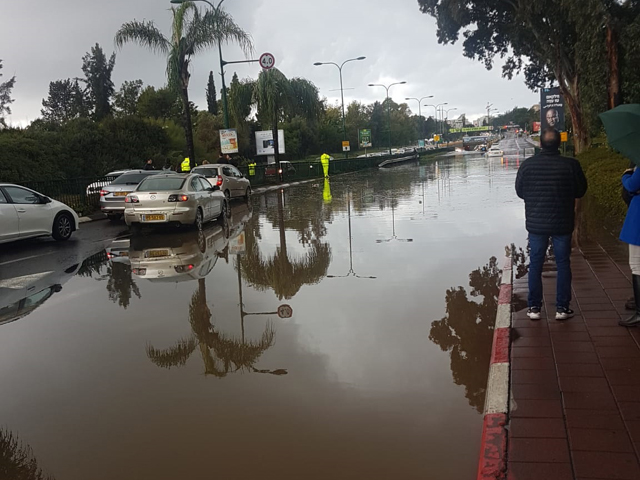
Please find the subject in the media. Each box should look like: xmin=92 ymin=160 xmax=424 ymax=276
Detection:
xmin=124 ymin=173 xmax=225 ymax=231
xmin=191 ymin=164 xmax=251 ymax=200
xmin=0 ymin=183 xmax=80 ymax=244
xmin=99 ymin=170 xmax=162 ymax=222
xmin=86 ymin=169 xmax=130 ymax=196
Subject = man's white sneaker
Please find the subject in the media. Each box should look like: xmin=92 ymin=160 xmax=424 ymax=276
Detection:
xmin=527 ymin=307 xmax=541 ymax=320
xmin=556 ymin=308 xmax=575 ymax=321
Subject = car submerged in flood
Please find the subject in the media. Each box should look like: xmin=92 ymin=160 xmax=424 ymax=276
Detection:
xmin=124 ymin=173 xmax=226 ymax=232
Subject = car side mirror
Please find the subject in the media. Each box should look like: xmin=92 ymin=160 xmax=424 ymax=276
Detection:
xmin=41 ymin=196 xmax=52 ymax=204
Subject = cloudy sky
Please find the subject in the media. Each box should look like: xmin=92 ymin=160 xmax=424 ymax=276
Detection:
xmin=1 ymin=0 xmax=539 ymax=126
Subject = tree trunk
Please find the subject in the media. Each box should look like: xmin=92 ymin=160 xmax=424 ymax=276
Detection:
xmin=558 ymin=77 xmax=590 ymax=155
xmin=606 ymin=22 xmax=621 ymax=109
xmin=180 ymin=84 xmax=196 ymax=165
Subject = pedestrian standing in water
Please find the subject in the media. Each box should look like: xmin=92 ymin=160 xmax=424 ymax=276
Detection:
xmin=619 ymin=166 xmax=640 ymax=327
xmin=515 ymin=128 xmax=588 ymax=320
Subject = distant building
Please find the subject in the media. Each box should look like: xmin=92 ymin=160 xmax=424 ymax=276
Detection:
xmin=448 ymin=115 xmax=466 ymax=129
xmin=473 ymin=115 xmax=489 ymax=127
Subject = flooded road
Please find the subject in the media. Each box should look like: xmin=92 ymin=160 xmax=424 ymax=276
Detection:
xmin=0 ymin=149 xmax=528 ymax=479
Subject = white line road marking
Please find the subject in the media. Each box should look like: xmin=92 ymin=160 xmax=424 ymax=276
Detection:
xmin=0 ymin=272 xmax=53 ymax=288
xmin=0 ymin=253 xmax=52 ymax=267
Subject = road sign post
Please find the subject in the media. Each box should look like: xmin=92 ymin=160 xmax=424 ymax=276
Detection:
xmin=342 ymin=141 xmax=351 ymax=152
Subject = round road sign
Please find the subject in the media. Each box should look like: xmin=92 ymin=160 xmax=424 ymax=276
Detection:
xmin=259 ymin=52 xmax=275 ymax=70
xmin=277 ymin=304 xmax=293 ymax=319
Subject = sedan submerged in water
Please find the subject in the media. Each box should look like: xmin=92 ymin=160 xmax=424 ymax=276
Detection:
xmin=124 ymin=173 xmax=226 ymax=231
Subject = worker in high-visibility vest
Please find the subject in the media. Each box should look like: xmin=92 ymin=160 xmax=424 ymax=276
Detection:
xmin=321 ymin=153 xmax=331 ymax=178
xmin=181 ymin=157 xmax=191 ymax=173
xmin=248 ymin=162 xmax=256 ymax=176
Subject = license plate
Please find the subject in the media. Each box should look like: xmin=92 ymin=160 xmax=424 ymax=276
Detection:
xmin=142 ymin=214 xmax=166 ymax=222
xmin=114 ymin=192 xmax=128 ymax=197
xmin=146 ymin=250 xmax=169 ymax=258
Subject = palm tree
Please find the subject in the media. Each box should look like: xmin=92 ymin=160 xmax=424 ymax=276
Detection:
xmin=114 ymin=2 xmax=253 ymax=162
xmin=253 ymin=69 xmax=321 ymax=167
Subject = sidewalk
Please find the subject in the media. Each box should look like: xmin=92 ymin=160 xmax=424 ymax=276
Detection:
xmin=508 ymin=241 xmax=640 ymax=479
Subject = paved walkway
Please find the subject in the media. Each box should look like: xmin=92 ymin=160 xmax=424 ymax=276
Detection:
xmin=509 ymin=241 xmax=640 ymax=480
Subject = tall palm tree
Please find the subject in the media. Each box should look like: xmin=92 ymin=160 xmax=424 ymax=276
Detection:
xmin=115 ymin=2 xmax=253 ymax=162
xmin=253 ymin=69 xmax=321 ymax=166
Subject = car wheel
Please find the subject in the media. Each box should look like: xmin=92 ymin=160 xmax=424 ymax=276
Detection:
xmin=224 ymin=190 xmax=231 ymax=201
xmin=52 ymin=213 xmax=74 ymax=241
xmin=244 ymin=186 xmax=252 ymax=200
xmin=194 ymin=208 xmax=203 ymax=230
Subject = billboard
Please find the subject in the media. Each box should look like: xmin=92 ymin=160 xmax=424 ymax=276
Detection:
xmin=532 ymin=122 xmax=541 ymax=133
xmin=359 ymin=129 xmax=372 ymax=148
xmin=220 ymin=129 xmax=239 ymax=154
xmin=540 ymin=87 xmax=565 ymax=131
xmin=255 ymin=130 xmax=285 ymax=156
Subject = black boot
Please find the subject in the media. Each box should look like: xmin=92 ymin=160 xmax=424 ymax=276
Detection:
xmin=620 ymin=275 xmax=640 ymax=327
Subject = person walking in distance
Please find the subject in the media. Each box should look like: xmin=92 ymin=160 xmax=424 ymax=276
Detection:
xmin=143 ymin=159 xmax=155 ymax=170
xmin=515 ymin=128 xmax=588 ymax=320
xmin=619 ymin=166 xmax=640 ymax=327
xmin=321 ymin=153 xmax=331 ymax=178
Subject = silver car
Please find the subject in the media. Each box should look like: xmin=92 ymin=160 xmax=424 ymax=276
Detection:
xmin=124 ymin=173 xmax=225 ymax=231
xmin=191 ymin=164 xmax=251 ymax=200
xmin=99 ymin=170 xmax=162 ymax=221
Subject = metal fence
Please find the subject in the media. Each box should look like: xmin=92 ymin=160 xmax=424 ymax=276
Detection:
xmin=15 ymin=150 xmax=449 ymax=216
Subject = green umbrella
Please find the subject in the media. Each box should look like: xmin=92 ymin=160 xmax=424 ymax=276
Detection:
xmin=599 ymin=104 xmax=640 ymax=165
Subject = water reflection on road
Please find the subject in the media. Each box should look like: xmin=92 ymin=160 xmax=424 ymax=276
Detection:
xmin=0 ymin=154 xmax=527 ymax=479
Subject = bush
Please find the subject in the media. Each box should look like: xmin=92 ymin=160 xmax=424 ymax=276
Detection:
xmin=577 ymin=145 xmax=631 ymax=221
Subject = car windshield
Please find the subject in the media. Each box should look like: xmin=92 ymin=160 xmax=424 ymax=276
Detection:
xmin=137 ymin=177 xmax=185 ymax=192
xmin=111 ymin=172 xmax=158 ymax=185
xmin=192 ymin=167 xmax=219 ymax=178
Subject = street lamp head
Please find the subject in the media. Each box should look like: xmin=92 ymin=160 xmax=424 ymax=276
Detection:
xmin=368 ymin=83 xmax=376 ymax=87
xmin=170 ymin=0 xmax=185 ymax=3
xmin=399 ymin=81 xmax=407 ymax=85
xmin=313 ymin=62 xmax=323 ymax=66
xmin=357 ymin=56 xmax=366 ymax=61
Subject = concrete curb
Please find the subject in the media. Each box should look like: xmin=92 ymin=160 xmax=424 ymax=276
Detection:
xmin=477 ymin=256 xmax=513 ymax=480
xmin=77 ymin=178 xmax=321 ymax=224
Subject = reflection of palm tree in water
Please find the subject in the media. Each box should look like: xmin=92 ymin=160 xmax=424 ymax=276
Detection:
xmin=239 ymin=190 xmax=331 ymax=300
xmin=103 ymin=262 xmax=141 ymax=309
xmin=147 ymin=278 xmax=279 ymax=377
xmin=0 ymin=428 xmax=54 ymax=480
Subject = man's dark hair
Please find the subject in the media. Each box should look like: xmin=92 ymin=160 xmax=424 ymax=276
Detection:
xmin=540 ymin=127 xmax=561 ymax=151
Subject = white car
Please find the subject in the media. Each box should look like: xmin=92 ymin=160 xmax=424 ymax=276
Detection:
xmin=0 ymin=183 xmax=80 ymax=244
xmin=486 ymin=145 xmax=504 ymax=157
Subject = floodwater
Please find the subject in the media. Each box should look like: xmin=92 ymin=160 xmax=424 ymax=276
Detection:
xmin=0 ymin=149 xmax=529 ymax=479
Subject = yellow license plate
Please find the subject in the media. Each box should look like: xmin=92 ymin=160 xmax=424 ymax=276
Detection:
xmin=143 ymin=214 xmax=166 ymax=221
xmin=147 ymin=250 xmax=169 ymax=258
xmin=114 ymin=192 xmax=128 ymax=196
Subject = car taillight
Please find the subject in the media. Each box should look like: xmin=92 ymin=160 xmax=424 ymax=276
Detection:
xmin=216 ymin=176 xmax=223 ymax=186
xmin=132 ymin=268 xmax=146 ymax=276
xmin=168 ymin=194 xmax=189 ymax=202
xmin=100 ymin=190 xmax=108 ymax=197
xmin=174 ymin=264 xmax=194 ymax=273
xmin=125 ymin=195 xmax=139 ymax=203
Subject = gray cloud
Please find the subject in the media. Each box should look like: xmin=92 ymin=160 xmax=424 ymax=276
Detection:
xmin=1 ymin=0 xmax=538 ymax=126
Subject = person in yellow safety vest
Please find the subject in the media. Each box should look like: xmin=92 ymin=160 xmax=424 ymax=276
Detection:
xmin=181 ymin=157 xmax=191 ymax=173
xmin=248 ymin=162 xmax=256 ymax=176
xmin=321 ymin=153 xmax=331 ymax=178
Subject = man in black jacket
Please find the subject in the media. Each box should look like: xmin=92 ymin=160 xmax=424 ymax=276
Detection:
xmin=515 ymin=128 xmax=588 ymax=320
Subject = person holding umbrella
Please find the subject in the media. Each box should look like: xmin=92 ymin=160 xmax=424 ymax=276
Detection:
xmin=600 ymin=104 xmax=640 ymax=326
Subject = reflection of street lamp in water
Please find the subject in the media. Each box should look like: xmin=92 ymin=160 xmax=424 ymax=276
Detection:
xmin=327 ymin=191 xmax=376 ymax=279
xmin=376 ymin=200 xmax=414 ymax=243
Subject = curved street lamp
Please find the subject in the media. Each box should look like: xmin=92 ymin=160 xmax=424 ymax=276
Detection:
xmin=405 ymin=95 xmax=433 ymax=143
xmin=424 ymin=102 xmax=448 ymax=141
xmin=314 ymin=57 xmax=366 ymax=157
xmin=369 ymin=81 xmax=407 ymax=155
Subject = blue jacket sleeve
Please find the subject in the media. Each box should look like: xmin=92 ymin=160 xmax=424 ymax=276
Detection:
xmin=623 ymin=168 xmax=640 ymax=192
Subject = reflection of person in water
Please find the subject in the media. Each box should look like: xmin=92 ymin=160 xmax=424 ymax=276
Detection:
xmin=545 ymin=108 xmax=560 ymax=128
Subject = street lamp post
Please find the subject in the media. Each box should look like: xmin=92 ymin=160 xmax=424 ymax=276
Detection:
xmin=314 ymin=56 xmax=366 ymax=158
xmin=444 ymin=107 xmax=457 ymax=139
xmin=424 ymin=102 xmax=447 ymax=144
xmin=369 ymin=81 xmax=407 ymax=155
xmin=171 ymin=0 xmax=231 ymax=128
xmin=405 ymin=95 xmax=433 ymax=144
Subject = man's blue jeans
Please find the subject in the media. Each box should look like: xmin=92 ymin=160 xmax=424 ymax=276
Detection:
xmin=528 ymin=233 xmax=572 ymax=309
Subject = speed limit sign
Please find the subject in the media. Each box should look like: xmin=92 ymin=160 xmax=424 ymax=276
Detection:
xmin=259 ymin=52 xmax=275 ymax=70
xmin=277 ymin=304 xmax=293 ymax=319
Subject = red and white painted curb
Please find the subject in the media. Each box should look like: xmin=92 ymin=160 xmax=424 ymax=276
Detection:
xmin=477 ymin=256 xmax=512 ymax=480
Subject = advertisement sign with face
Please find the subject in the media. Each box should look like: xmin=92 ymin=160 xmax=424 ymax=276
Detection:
xmin=540 ymin=87 xmax=565 ymax=131
xmin=255 ymin=130 xmax=286 ymax=156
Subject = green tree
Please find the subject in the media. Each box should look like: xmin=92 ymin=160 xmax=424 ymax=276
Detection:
xmin=206 ymin=70 xmax=218 ymax=115
xmin=0 ymin=428 xmax=54 ymax=480
xmin=41 ymin=79 xmax=88 ymax=124
xmin=115 ymin=2 xmax=253 ymax=163
xmin=113 ymin=79 xmax=143 ymax=117
xmin=228 ymin=72 xmax=255 ymax=156
xmin=81 ymin=43 xmax=116 ymax=121
xmin=137 ymin=86 xmax=176 ymax=120
xmin=254 ymin=68 xmax=321 ymax=166
xmin=0 ymin=60 xmax=16 ymax=128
